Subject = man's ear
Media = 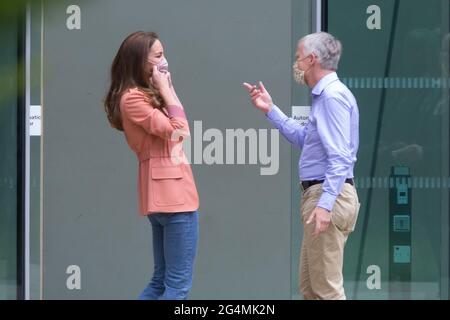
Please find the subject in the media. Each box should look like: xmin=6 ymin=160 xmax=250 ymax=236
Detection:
xmin=310 ymin=53 xmax=317 ymax=65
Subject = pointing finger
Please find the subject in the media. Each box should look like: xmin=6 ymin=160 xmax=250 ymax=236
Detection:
xmin=243 ymin=82 xmax=255 ymax=92
xmin=259 ymin=81 xmax=268 ymax=94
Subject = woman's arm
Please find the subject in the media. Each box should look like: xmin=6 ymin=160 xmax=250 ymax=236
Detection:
xmin=166 ymin=72 xmax=183 ymax=108
xmin=152 ymin=66 xmax=180 ymax=107
xmin=121 ymin=89 xmax=189 ymax=140
xmin=118 ymin=67 xmax=188 ymax=142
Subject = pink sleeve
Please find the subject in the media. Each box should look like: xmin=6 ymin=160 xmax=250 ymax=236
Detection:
xmin=121 ymin=90 xmax=189 ymax=141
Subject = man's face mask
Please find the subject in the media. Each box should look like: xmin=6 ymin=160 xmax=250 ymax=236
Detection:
xmin=292 ymin=63 xmax=306 ymax=85
xmin=292 ymin=55 xmax=312 ymax=86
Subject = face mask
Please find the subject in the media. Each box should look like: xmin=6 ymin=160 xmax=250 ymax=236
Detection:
xmin=292 ymin=55 xmax=312 ymax=86
xmin=292 ymin=63 xmax=306 ymax=85
xmin=156 ymin=57 xmax=169 ymax=73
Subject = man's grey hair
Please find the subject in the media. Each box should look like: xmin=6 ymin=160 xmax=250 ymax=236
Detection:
xmin=300 ymin=32 xmax=342 ymax=70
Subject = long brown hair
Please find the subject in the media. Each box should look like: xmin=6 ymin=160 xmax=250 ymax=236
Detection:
xmin=104 ymin=31 xmax=165 ymax=131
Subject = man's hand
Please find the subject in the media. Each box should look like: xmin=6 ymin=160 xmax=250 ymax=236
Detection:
xmin=306 ymin=207 xmax=331 ymax=236
xmin=242 ymin=81 xmax=273 ymax=114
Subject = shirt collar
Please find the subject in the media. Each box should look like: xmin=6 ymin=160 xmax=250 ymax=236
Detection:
xmin=311 ymin=72 xmax=339 ymax=96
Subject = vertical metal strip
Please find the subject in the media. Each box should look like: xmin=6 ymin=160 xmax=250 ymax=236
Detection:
xmin=315 ymin=0 xmax=321 ymax=32
xmin=39 ymin=0 xmax=45 ymax=300
xmin=25 ymin=1 xmax=31 ymax=301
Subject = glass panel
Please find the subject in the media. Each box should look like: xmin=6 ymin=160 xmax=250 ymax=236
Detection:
xmin=0 ymin=6 xmax=23 ymax=300
xmin=325 ymin=0 xmax=449 ymax=299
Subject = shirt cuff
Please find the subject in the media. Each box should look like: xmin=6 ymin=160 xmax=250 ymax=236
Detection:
xmin=166 ymin=105 xmax=186 ymax=119
xmin=317 ymin=191 xmax=337 ymax=212
xmin=265 ymin=104 xmax=282 ymax=121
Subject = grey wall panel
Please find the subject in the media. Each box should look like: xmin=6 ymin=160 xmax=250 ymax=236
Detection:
xmin=42 ymin=0 xmax=306 ymax=299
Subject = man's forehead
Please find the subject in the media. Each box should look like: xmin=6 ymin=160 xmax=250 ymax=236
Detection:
xmin=295 ymin=42 xmax=304 ymax=58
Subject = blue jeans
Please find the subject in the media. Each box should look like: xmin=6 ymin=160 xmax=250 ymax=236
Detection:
xmin=138 ymin=211 xmax=199 ymax=300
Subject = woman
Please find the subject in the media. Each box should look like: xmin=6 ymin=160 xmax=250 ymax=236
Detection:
xmin=104 ymin=31 xmax=200 ymax=300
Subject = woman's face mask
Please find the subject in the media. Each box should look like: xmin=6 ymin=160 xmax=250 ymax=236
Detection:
xmin=148 ymin=56 xmax=169 ymax=74
xmin=156 ymin=57 xmax=169 ymax=73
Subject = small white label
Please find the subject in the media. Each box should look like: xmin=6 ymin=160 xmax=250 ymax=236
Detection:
xmin=30 ymin=105 xmax=41 ymax=136
xmin=291 ymin=106 xmax=311 ymax=127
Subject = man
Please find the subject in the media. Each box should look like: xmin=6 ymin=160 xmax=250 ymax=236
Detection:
xmin=243 ymin=32 xmax=361 ymax=300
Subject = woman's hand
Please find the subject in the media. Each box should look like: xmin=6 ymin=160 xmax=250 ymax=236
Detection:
xmin=166 ymin=72 xmax=183 ymax=107
xmin=167 ymin=71 xmax=173 ymax=89
xmin=151 ymin=66 xmax=178 ymax=106
xmin=151 ymin=66 xmax=171 ymax=91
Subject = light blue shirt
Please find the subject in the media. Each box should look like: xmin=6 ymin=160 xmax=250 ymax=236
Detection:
xmin=266 ymin=72 xmax=359 ymax=211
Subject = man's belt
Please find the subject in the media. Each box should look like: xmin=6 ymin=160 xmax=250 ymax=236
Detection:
xmin=301 ymin=178 xmax=354 ymax=191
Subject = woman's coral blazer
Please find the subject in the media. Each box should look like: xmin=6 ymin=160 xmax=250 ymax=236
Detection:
xmin=120 ymin=88 xmax=199 ymax=215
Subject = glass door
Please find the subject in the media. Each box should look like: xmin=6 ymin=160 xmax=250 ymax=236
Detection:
xmin=324 ymin=0 xmax=450 ymax=299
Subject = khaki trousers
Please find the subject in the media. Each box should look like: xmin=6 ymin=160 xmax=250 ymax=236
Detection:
xmin=299 ymin=183 xmax=361 ymax=300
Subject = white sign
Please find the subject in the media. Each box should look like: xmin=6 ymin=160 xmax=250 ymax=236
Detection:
xmin=30 ymin=105 xmax=41 ymax=136
xmin=291 ymin=106 xmax=311 ymax=127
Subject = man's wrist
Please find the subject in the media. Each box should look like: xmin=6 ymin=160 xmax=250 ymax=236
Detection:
xmin=317 ymin=206 xmax=331 ymax=213
xmin=264 ymin=104 xmax=274 ymax=115
xmin=317 ymin=192 xmax=336 ymax=212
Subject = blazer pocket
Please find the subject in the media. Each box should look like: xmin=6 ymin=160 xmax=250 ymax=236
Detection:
xmin=151 ymin=165 xmax=186 ymax=206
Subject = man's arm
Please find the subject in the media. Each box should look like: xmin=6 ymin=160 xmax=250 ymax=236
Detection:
xmin=242 ymin=82 xmax=306 ymax=148
xmin=266 ymin=105 xmax=307 ymax=149
xmin=315 ymin=97 xmax=354 ymax=212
